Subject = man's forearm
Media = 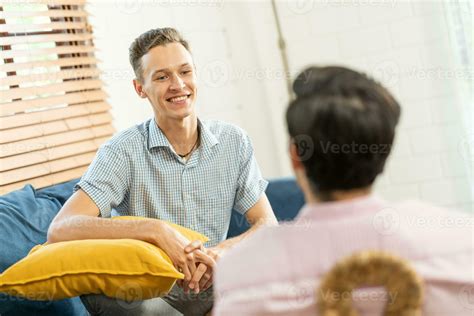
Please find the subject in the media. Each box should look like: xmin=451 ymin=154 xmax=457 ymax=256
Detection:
xmin=216 ymin=216 xmax=278 ymax=251
xmin=47 ymin=215 xmax=162 ymax=245
xmin=216 ymin=193 xmax=278 ymax=252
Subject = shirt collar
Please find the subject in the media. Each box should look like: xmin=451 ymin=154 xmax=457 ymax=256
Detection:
xmin=199 ymin=119 xmax=219 ymax=149
xmin=295 ymin=194 xmax=388 ymax=222
xmin=147 ymin=117 xmax=219 ymax=151
xmin=148 ymin=118 xmax=170 ymax=149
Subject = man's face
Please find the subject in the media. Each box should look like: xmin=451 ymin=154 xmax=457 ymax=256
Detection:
xmin=135 ymin=42 xmax=197 ymax=120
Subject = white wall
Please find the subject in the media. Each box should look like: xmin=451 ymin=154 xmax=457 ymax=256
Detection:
xmin=270 ymin=0 xmax=472 ymax=212
xmin=88 ymin=0 xmax=472 ymax=212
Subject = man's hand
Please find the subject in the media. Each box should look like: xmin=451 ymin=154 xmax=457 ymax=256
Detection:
xmin=150 ymin=222 xmax=208 ymax=286
xmin=178 ymin=195 xmax=276 ymax=293
xmin=183 ymin=241 xmax=224 ymax=293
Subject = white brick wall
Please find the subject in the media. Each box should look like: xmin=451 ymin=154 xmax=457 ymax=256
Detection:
xmin=420 ymin=177 xmax=472 ymax=205
xmin=89 ymin=0 xmax=472 ymax=212
xmin=272 ymin=0 xmax=472 ymax=211
xmin=389 ymin=154 xmax=443 ymax=184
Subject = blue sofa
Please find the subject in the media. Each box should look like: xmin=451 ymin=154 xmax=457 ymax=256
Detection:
xmin=0 ymin=178 xmax=304 ymax=315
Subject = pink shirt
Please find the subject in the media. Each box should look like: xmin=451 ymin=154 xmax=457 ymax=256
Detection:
xmin=214 ymin=195 xmax=474 ymax=315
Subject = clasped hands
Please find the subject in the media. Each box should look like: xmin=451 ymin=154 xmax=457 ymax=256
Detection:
xmin=176 ymin=240 xmax=221 ymax=294
xmin=156 ymin=222 xmax=222 ymax=294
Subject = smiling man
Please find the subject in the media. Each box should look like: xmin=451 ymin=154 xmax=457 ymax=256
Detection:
xmin=47 ymin=28 xmax=277 ymax=316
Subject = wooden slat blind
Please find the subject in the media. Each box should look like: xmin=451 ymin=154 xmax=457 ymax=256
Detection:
xmin=0 ymin=33 xmax=94 ymax=45
xmin=0 ymin=21 xmax=88 ymax=33
xmin=0 ymin=56 xmax=99 ymax=72
xmin=0 ymin=67 xmax=101 ymax=86
xmin=0 ymin=44 xmax=96 ymax=59
xmin=0 ymin=10 xmax=88 ymax=20
xmin=1 ymin=1 xmax=115 ymax=195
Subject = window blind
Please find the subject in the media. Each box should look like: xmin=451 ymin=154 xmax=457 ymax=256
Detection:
xmin=0 ymin=0 xmax=115 ymax=194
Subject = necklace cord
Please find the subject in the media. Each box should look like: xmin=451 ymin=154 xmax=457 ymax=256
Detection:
xmin=177 ymin=128 xmax=200 ymax=158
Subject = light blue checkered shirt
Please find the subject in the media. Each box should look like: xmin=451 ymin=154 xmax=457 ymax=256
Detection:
xmin=75 ymin=118 xmax=267 ymax=247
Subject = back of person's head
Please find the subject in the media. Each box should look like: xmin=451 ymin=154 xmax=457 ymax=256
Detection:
xmin=286 ymin=66 xmax=401 ymax=200
xmin=129 ymin=27 xmax=190 ymax=82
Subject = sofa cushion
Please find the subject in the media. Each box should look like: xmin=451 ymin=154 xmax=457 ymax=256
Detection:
xmin=227 ymin=177 xmax=305 ymax=238
xmin=0 ymin=179 xmax=85 ymax=316
xmin=0 ymin=217 xmax=208 ymax=301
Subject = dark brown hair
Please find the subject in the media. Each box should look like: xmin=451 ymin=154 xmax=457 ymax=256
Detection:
xmin=287 ymin=66 xmax=401 ymax=200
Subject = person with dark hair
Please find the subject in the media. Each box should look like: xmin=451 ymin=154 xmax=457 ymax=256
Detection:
xmin=287 ymin=66 xmax=401 ymax=199
xmin=47 ymin=27 xmax=277 ymax=315
xmin=214 ymin=66 xmax=473 ymax=315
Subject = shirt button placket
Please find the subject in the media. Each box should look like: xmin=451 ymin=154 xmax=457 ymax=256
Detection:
xmin=181 ymin=166 xmax=192 ymax=229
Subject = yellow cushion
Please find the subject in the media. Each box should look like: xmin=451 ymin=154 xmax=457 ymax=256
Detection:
xmin=0 ymin=216 xmax=208 ymax=301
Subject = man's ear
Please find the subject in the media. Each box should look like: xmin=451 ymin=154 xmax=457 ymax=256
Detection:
xmin=133 ymin=79 xmax=147 ymax=99
xmin=289 ymin=143 xmax=304 ymax=171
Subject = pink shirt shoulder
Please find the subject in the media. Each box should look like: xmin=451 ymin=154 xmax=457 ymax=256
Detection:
xmin=214 ymin=195 xmax=474 ymax=316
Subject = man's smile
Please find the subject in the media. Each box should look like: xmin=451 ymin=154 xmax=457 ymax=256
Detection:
xmin=166 ymin=94 xmax=191 ymax=103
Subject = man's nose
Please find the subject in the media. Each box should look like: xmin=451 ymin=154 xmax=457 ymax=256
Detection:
xmin=169 ymin=74 xmax=185 ymax=90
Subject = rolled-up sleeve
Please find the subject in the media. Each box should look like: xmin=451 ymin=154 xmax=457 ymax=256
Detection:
xmin=74 ymin=145 xmax=130 ymax=218
xmin=233 ymin=133 xmax=268 ymax=215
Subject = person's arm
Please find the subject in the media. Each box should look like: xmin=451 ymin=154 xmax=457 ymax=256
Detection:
xmin=213 ymin=193 xmax=277 ymax=252
xmin=47 ymin=189 xmax=158 ymax=243
xmin=47 ymin=189 xmax=213 ymax=283
xmin=47 ymin=189 xmax=190 ymax=249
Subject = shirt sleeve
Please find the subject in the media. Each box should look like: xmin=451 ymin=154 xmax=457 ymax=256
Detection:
xmin=74 ymin=145 xmax=130 ymax=218
xmin=233 ymin=132 xmax=268 ymax=215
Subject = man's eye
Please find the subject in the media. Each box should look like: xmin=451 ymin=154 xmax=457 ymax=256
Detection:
xmin=155 ymin=75 xmax=167 ymax=81
xmin=182 ymin=70 xmax=192 ymax=75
